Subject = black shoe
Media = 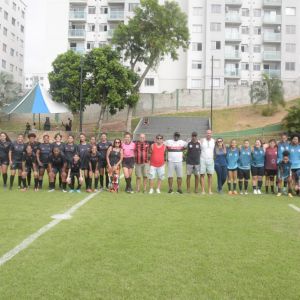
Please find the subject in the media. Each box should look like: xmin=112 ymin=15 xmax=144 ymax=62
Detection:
xmin=177 ymin=189 xmax=183 ymax=194
xmin=168 ymin=189 xmax=173 ymax=194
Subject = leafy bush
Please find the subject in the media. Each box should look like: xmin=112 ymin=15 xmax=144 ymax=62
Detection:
xmin=262 ymin=106 xmax=277 ymax=116
xmin=282 ymin=100 xmax=300 ymax=133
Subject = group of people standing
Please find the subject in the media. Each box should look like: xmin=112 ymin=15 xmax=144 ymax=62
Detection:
xmin=0 ymin=130 xmax=300 ymax=197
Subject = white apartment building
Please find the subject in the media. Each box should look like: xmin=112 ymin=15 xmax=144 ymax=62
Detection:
xmin=0 ymin=0 xmax=26 ymax=86
xmin=24 ymin=73 xmax=49 ymax=90
xmin=68 ymin=0 xmax=300 ymax=93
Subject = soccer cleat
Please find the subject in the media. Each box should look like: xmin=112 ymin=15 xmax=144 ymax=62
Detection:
xmin=149 ymin=188 xmax=154 ymax=194
xmin=62 ymin=189 xmax=67 ymax=193
xmin=277 ymin=193 xmax=282 ymax=197
xmin=177 ymin=189 xmax=183 ymax=194
xmin=240 ymin=191 xmax=244 ymax=195
xmin=48 ymin=189 xmax=55 ymax=193
xmin=156 ymin=188 xmax=161 ymax=194
xmin=257 ymin=190 xmax=262 ymax=195
xmin=233 ymin=191 xmax=238 ymax=195
xmin=253 ymin=190 xmax=257 ymax=195
xmin=21 ymin=188 xmax=27 ymax=192
xmin=228 ymin=191 xmax=233 ymax=195
xmin=168 ymin=189 xmax=173 ymax=194
xmin=76 ymin=190 xmax=81 ymax=193
xmin=69 ymin=190 xmax=74 ymax=193
xmin=244 ymin=191 xmax=248 ymax=195
xmin=288 ymin=193 xmax=293 ymax=198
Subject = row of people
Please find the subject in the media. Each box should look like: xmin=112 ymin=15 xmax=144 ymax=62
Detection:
xmin=0 ymin=131 xmax=300 ymax=196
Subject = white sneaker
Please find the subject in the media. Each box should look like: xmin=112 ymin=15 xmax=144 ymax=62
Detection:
xmin=149 ymin=188 xmax=154 ymax=194
xmin=156 ymin=188 xmax=161 ymax=194
xmin=257 ymin=189 xmax=262 ymax=195
xmin=240 ymin=191 xmax=244 ymax=195
xmin=254 ymin=189 xmax=257 ymax=195
xmin=244 ymin=191 xmax=248 ymax=195
xmin=48 ymin=189 xmax=55 ymax=193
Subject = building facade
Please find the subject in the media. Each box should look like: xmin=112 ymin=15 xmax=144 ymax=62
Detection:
xmin=0 ymin=0 xmax=26 ymax=86
xmin=68 ymin=0 xmax=300 ymax=93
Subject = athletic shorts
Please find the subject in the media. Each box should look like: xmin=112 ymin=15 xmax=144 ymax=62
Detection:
xmin=135 ymin=163 xmax=149 ymax=178
xmin=227 ymin=168 xmax=238 ymax=172
xmin=122 ymin=157 xmax=135 ymax=169
xmin=251 ymin=166 xmax=264 ymax=177
xmin=10 ymin=162 xmax=22 ymax=170
xmin=0 ymin=157 xmax=9 ymax=165
xmin=237 ymin=169 xmax=250 ymax=180
xmin=80 ymin=162 xmax=89 ymax=170
xmin=24 ymin=166 xmax=34 ymax=173
xmin=39 ymin=162 xmax=49 ymax=170
xmin=200 ymin=159 xmax=214 ymax=175
xmin=52 ymin=167 xmax=63 ymax=174
xmin=149 ymin=165 xmax=165 ymax=180
xmin=187 ymin=164 xmax=200 ymax=176
xmin=265 ymin=169 xmax=277 ymax=177
xmin=168 ymin=161 xmax=183 ymax=178
xmin=98 ymin=159 xmax=107 ymax=169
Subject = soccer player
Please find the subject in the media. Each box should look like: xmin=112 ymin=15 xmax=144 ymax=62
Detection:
xmin=77 ymin=133 xmax=91 ymax=191
xmin=289 ymin=134 xmax=300 ymax=187
xmin=294 ymin=169 xmax=300 ymax=196
xmin=51 ymin=133 xmax=65 ymax=154
xmin=0 ymin=132 xmax=11 ymax=188
xmin=165 ymin=132 xmax=187 ymax=194
xmin=186 ymin=132 xmax=201 ymax=193
xmin=214 ymin=138 xmax=227 ymax=194
xmin=277 ymin=132 xmax=290 ymax=163
xmin=9 ymin=134 xmax=25 ymax=190
xmin=25 ymin=133 xmax=40 ymax=187
xmin=149 ymin=135 xmax=166 ymax=194
xmin=67 ymin=153 xmax=84 ymax=193
xmin=237 ymin=140 xmax=251 ymax=195
xmin=64 ymin=135 xmax=78 ymax=167
xmin=107 ymin=139 xmax=123 ymax=192
xmin=97 ymin=133 xmax=112 ymax=190
xmin=36 ymin=134 xmax=52 ymax=189
xmin=90 ymin=136 xmax=97 ymax=148
xmin=265 ymin=139 xmax=278 ymax=194
xmin=226 ymin=139 xmax=239 ymax=195
xmin=251 ymin=139 xmax=265 ymax=195
xmin=277 ymin=151 xmax=293 ymax=198
xmin=200 ymin=130 xmax=215 ymax=195
xmin=48 ymin=147 xmax=67 ymax=192
xmin=88 ymin=145 xmax=100 ymax=192
xmin=122 ymin=132 xmax=136 ymax=193
xmin=135 ymin=133 xmax=150 ymax=193
xmin=21 ymin=145 xmax=38 ymax=191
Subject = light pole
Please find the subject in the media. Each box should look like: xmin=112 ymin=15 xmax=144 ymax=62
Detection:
xmin=210 ymin=56 xmax=214 ymax=131
xmin=79 ymin=56 xmax=83 ymax=133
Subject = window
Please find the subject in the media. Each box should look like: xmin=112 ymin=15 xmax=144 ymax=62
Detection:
xmin=88 ymin=23 xmax=95 ymax=32
xmin=192 ymin=7 xmax=203 ymax=16
xmin=3 ymin=27 xmax=7 ymax=36
xmin=192 ymin=60 xmax=202 ymax=70
xmin=9 ymin=64 xmax=14 ymax=72
xmin=100 ymin=7 xmax=108 ymax=14
xmin=88 ymin=6 xmax=96 ymax=14
xmin=286 ymin=43 xmax=296 ymax=53
xmin=2 ymin=59 xmax=6 ymax=69
xmin=128 ymin=3 xmax=139 ymax=12
xmin=286 ymin=25 xmax=296 ymax=34
xmin=192 ymin=24 xmax=202 ymax=33
xmin=253 ymin=45 xmax=261 ymax=53
xmin=241 ymin=80 xmax=248 ymax=86
xmin=211 ymin=78 xmax=220 ymax=88
xmin=286 ymin=7 xmax=296 ymax=16
xmin=191 ymin=79 xmax=201 ymax=89
xmin=2 ymin=43 xmax=7 ymax=52
xmin=20 ymin=25 xmax=24 ymax=33
xmin=10 ymin=48 xmax=14 ymax=56
xmin=254 ymin=27 xmax=261 ymax=35
xmin=242 ymin=8 xmax=249 ymax=17
xmin=211 ymin=4 xmax=221 ymax=14
xmin=241 ymin=26 xmax=249 ymax=34
xmin=99 ymin=24 xmax=107 ymax=32
xmin=241 ymin=63 xmax=249 ymax=71
xmin=4 ymin=10 xmax=8 ymax=20
xmin=211 ymin=41 xmax=221 ymax=50
xmin=192 ymin=42 xmax=202 ymax=51
xmin=87 ymin=42 xmax=94 ymax=50
xmin=254 ymin=9 xmax=261 ymax=17
xmin=145 ymin=78 xmax=154 ymax=86
xmin=285 ymin=62 xmax=295 ymax=71
xmin=11 ymin=17 xmax=15 ymax=25
xmin=241 ymin=44 xmax=248 ymax=52
xmin=210 ymin=23 xmax=221 ymax=32
xmin=253 ymin=63 xmax=261 ymax=71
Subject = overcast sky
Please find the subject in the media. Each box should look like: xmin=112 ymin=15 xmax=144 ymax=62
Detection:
xmin=24 ymin=0 xmax=68 ymax=75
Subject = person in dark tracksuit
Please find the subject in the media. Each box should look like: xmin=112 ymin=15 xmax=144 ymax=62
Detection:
xmin=214 ymin=138 xmax=227 ymax=194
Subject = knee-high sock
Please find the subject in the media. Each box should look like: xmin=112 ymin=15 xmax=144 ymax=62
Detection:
xmin=238 ymin=180 xmax=243 ymax=191
xmin=99 ymin=175 xmax=104 ymax=188
xmin=105 ymin=172 xmax=109 ymax=188
xmin=22 ymin=178 xmax=27 ymax=188
xmin=18 ymin=176 xmax=22 ymax=187
xmin=258 ymin=180 xmax=263 ymax=190
xmin=244 ymin=180 xmax=248 ymax=191
xmin=233 ymin=183 xmax=237 ymax=191
xmin=227 ymin=182 xmax=231 ymax=191
xmin=95 ymin=177 xmax=99 ymax=189
xmin=10 ymin=175 xmax=15 ymax=188
xmin=3 ymin=173 xmax=8 ymax=185
xmin=34 ymin=178 xmax=39 ymax=189
xmin=27 ymin=172 xmax=31 ymax=186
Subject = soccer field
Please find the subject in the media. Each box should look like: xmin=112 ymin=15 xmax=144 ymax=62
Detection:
xmin=1 ymin=177 xmax=300 ymax=299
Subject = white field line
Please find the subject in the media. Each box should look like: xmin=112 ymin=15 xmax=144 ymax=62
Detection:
xmin=288 ymin=204 xmax=300 ymax=213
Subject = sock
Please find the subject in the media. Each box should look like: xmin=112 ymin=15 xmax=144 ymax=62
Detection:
xmin=59 ymin=177 xmax=62 ymax=188
xmin=18 ymin=176 xmax=22 ymax=187
xmin=105 ymin=173 xmax=109 ymax=188
xmin=34 ymin=178 xmax=38 ymax=189
xmin=125 ymin=178 xmax=129 ymax=190
xmin=128 ymin=177 xmax=132 ymax=190
xmin=265 ymin=186 xmax=269 ymax=193
xmin=258 ymin=180 xmax=263 ymax=190
xmin=233 ymin=183 xmax=237 ymax=191
xmin=278 ymin=187 xmax=281 ymax=193
xmin=3 ymin=173 xmax=7 ymax=185
xmin=62 ymin=182 xmax=67 ymax=189
xmin=238 ymin=181 xmax=243 ymax=191
xmin=49 ymin=182 xmax=55 ymax=189
xmin=10 ymin=175 xmax=15 ymax=188
xmin=85 ymin=176 xmax=89 ymax=189
xmin=271 ymin=185 xmax=274 ymax=193
xmin=244 ymin=181 xmax=248 ymax=191
xmin=227 ymin=182 xmax=231 ymax=191
xmin=95 ymin=177 xmax=99 ymax=189
xmin=288 ymin=188 xmax=292 ymax=194
xmin=22 ymin=178 xmax=27 ymax=188
xmin=38 ymin=179 xmax=43 ymax=189
xmin=100 ymin=175 xmax=104 ymax=188
xmin=27 ymin=173 xmax=31 ymax=186
xmin=253 ymin=185 xmax=257 ymax=191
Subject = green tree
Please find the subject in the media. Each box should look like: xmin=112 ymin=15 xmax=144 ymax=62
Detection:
xmin=250 ymin=73 xmax=285 ymax=116
xmin=48 ymin=50 xmax=87 ymax=114
xmin=0 ymin=71 xmax=21 ymax=108
xmin=282 ymin=100 xmax=300 ymax=133
xmin=113 ymin=0 xmax=189 ymax=131
xmin=85 ymin=46 xmax=138 ymax=132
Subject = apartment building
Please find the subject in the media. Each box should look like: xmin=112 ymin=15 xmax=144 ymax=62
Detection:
xmin=0 ymin=0 xmax=26 ymax=85
xmin=68 ymin=0 xmax=300 ymax=92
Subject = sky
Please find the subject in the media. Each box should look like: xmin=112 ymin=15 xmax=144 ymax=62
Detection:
xmin=24 ymin=0 xmax=68 ymax=75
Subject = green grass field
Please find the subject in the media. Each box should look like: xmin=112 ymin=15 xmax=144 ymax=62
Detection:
xmin=1 ymin=173 xmax=300 ymax=300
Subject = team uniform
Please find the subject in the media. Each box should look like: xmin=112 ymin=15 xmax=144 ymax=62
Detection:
xmin=186 ymin=141 xmax=201 ymax=175
xmin=51 ymin=142 xmax=65 ymax=154
xmin=289 ymin=144 xmax=300 ymax=175
xmin=48 ymin=154 xmax=67 ymax=174
xmin=135 ymin=141 xmax=150 ymax=178
xmin=122 ymin=142 xmax=136 ymax=169
xmin=22 ymin=152 xmax=37 ymax=173
xmin=97 ymin=141 xmax=112 ymax=169
xmin=64 ymin=143 xmax=78 ymax=165
xmin=238 ymin=147 xmax=251 ymax=180
xmin=25 ymin=141 xmax=40 ymax=154
xmin=277 ymin=160 xmax=293 ymax=196
xmin=89 ymin=153 xmax=100 ymax=173
xmin=77 ymin=143 xmax=91 ymax=170
xmin=10 ymin=142 xmax=25 ymax=170
xmin=0 ymin=140 xmax=11 ymax=166
xmin=37 ymin=143 xmax=52 ymax=169
xmin=68 ymin=159 xmax=82 ymax=191
xmin=277 ymin=141 xmax=290 ymax=163
xmin=226 ymin=148 xmax=239 ymax=171
xmin=265 ymin=147 xmax=278 ymax=177
xmin=107 ymin=148 xmax=122 ymax=192
xmin=251 ymin=147 xmax=265 ymax=176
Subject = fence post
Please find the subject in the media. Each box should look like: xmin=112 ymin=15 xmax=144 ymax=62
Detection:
xmin=151 ymin=94 xmax=154 ymax=115
xmin=176 ymin=89 xmax=179 ymax=111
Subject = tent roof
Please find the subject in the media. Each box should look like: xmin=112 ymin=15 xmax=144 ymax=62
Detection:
xmin=2 ymin=83 xmax=70 ymax=115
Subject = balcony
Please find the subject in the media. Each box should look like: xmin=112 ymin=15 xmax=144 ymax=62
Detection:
xmin=225 ymin=0 xmax=242 ymax=6
xmin=69 ymin=0 xmax=87 ymax=3
xmin=263 ymin=32 xmax=281 ymax=43
xmin=263 ymin=51 xmax=281 ymax=61
xmin=108 ymin=10 xmax=124 ymax=21
xmin=70 ymin=47 xmax=85 ymax=54
xmin=263 ymin=15 xmax=282 ymax=25
xmin=225 ymin=14 xmax=241 ymax=24
xmin=107 ymin=0 xmax=125 ymax=3
xmin=225 ymin=69 xmax=240 ymax=78
xmin=69 ymin=11 xmax=86 ymax=20
xmin=225 ymin=51 xmax=241 ymax=60
xmin=68 ymin=29 xmax=86 ymax=38
xmin=225 ymin=32 xmax=241 ymax=42
xmin=263 ymin=0 xmax=281 ymax=7
xmin=107 ymin=29 xmax=115 ymax=38
xmin=263 ymin=69 xmax=281 ymax=78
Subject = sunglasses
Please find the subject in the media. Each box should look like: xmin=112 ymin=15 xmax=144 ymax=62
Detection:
xmin=157 ymin=137 xmax=163 ymax=140
xmin=217 ymin=140 xmax=223 ymax=143
xmin=115 ymin=141 xmax=121 ymax=144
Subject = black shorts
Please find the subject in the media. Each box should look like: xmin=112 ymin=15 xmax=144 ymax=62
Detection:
xmin=228 ymin=168 xmax=238 ymax=172
xmin=52 ymin=167 xmax=63 ymax=174
xmin=24 ymin=166 xmax=34 ymax=173
xmin=238 ymin=169 xmax=250 ymax=180
xmin=0 ymin=157 xmax=9 ymax=165
xmin=122 ymin=157 xmax=135 ymax=169
xmin=10 ymin=162 xmax=22 ymax=170
xmin=251 ymin=166 xmax=264 ymax=177
xmin=98 ymin=159 xmax=107 ymax=169
xmin=265 ymin=169 xmax=277 ymax=177
xmin=80 ymin=161 xmax=89 ymax=170
xmin=39 ymin=162 xmax=49 ymax=170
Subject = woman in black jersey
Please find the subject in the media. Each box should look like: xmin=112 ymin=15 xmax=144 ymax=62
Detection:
xmin=77 ymin=133 xmax=91 ymax=191
xmin=90 ymin=136 xmax=97 ymax=148
xmin=106 ymin=139 xmax=123 ymax=192
xmin=26 ymin=133 xmax=40 ymax=187
xmin=9 ymin=134 xmax=25 ymax=190
xmin=21 ymin=145 xmax=38 ymax=192
xmin=0 ymin=132 xmax=11 ymax=188
xmin=51 ymin=133 xmax=65 ymax=188
xmin=67 ymin=153 xmax=84 ymax=193
xmin=88 ymin=145 xmax=100 ymax=192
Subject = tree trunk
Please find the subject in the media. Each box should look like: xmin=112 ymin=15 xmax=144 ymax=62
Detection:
xmin=126 ymin=106 xmax=134 ymax=132
xmin=97 ymin=105 xmax=106 ymax=134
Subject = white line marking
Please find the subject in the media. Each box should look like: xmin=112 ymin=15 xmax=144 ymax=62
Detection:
xmin=289 ymin=204 xmax=300 ymax=213
xmin=0 ymin=191 xmax=99 ymax=267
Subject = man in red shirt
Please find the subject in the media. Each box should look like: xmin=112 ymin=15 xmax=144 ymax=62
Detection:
xmin=135 ymin=133 xmax=150 ymax=193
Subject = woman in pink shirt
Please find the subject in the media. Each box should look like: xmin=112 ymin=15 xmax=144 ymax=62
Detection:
xmin=122 ymin=132 xmax=136 ymax=193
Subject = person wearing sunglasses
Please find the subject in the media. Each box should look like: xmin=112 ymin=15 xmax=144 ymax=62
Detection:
xmin=214 ymin=138 xmax=227 ymax=193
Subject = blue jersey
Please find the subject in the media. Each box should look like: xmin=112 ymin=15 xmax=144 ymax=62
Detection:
xmin=277 ymin=161 xmax=292 ymax=179
xmin=277 ymin=142 xmax=290 ymax=163
xmin=251 ymin=147 xmax=265 ymax=167
xmin=289 ymin=144 xmax=300 ymax=170
xmin=238 ymin=147 xmax=251 ymax=170
xmin=226 ymin=147 xmax=239 ymax=170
